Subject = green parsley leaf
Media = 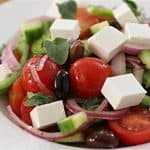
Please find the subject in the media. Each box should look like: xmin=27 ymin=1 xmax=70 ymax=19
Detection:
xmin=82 ymin=97 xmax=100 ymax=110
xmin=57 ymin=0 xmax=77 ymax=19
xmin=124 ymin=0 xmax=140 ymax=16
xmin=44 ymin=38 xmax=69 ymax=65
xmin=25 ymin=93 xmax=53 ymax=107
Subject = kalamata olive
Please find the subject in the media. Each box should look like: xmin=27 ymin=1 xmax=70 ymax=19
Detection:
xmin=68 ymin=40 xmax=84 ymax=64
xmin=54 ymin=70 xmax=70 ymax=100
xmin=109 ymin=20 xmax=122 ymax=30
xmin=85 ymin=128 xmax=119 ymax=148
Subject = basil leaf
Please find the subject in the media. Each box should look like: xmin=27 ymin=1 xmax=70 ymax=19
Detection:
xmin=25 ymin=93 xmax=53 ymax=106
xmin=57 ymin=0 xmax=77 ymax=19
xmin=124 ymin=0 xmax=140 ymax=16
xmin=44 ymin=38 xmax=69 ymax=65
xmin=82 ymin=97 xmax=100 ymax=110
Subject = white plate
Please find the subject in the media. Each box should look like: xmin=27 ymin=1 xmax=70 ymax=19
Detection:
xmin=0 ymin=0 xmax=150 ymax=150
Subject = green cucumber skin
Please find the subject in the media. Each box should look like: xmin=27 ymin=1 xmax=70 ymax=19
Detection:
xmin=141 ymin=95 xmax=150 ymax=107
xmin=139 ymin=50 xmax=150 ymax=70
xmin=0 ymin=71 xmax=21 ymax=94
xmin=87 ymin=5 xmax=114 ymax=18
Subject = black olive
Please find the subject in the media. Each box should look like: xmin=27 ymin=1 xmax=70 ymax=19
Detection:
xmin=109 ymin=20 xmax=122 ymax=30
xmin=85 ymin=128 xmax=119 ymax=148
xmin=54 ymin=70 xmax=70 ymax=100
xmin=68 ymin=40 xmax=84 ymax=64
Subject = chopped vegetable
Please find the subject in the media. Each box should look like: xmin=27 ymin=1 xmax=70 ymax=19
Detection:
xmin=57 ymin=0 xmax=77 ymax=19
xmin=143 ymin=70 xmax=150 ymax=88
xmin=87 ymin=5 xmax=114 ymax=19
xmin=44 ymin=38 xmax=69 ymax=65
xmin=141 ymin=95 xmax=150 ymax=107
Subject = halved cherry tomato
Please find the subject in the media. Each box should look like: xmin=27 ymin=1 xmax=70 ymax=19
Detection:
xmin=20 ymin=97 xmax=34 ymax=125
xmin=9 ymin=76 xmax=26 ymax=117
xmin=108 ymin=107 xmax=150 ymax=145
xmin=75 ymin=8 xmax=112 ymax=39
xmin=21 ymin=55 xmax=61 ymax=93
xmin=69 ymin=57 xmax=112 ymax=98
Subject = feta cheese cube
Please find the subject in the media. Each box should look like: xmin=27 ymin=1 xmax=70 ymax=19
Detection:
xmin=0 ymin=64 xmax=12 ymax=82
xmin=113 ymin=2 xmax=139 ymax=27
xmin=88 ymin=26 xmax=127 ymax=62
xmin=50 ymin=19 xmax=80 ymax=41
xmin=101 ymin=74 xmax=146 ymax=110
xmin=124 ymin=23 xmax=150 ymax=49
xmin=30 ymin=101 xmax=66 ymax=129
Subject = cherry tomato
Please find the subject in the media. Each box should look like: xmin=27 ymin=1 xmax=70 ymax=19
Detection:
xmin=20 ymin=97 xmax=34 ymax=125
xmin=21 ymin=55 xmax=61 ymax=93
xmin=69 ymin=57 xmax=112 ymax=98
xmin=75 ymin=8 xmax=112 ymax=39
xmin=9 ymin=76 xmax=26 ymax=117
xmin=108 ymin=107 xmax=150 ymax=145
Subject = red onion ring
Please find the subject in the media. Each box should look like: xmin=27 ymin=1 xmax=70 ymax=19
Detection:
xmin=30 ymin=65 xmax=52 ymax=95
xmin=111 ymin=52 xmax=126 ymax=75
xmin=126 ymin=56 xmax=141 ymax=64
xmin=1 ymin=31 xmax=21 ymax=70
xmin=36 ymin=55 xmax=48 ymax=71
xmin=7 ymin=105 xmax=91 ymax=141
xmin=123 ymin=44 xmax=144 ymax=55
xmin=66 ymin=99 xmax=130 ymax=120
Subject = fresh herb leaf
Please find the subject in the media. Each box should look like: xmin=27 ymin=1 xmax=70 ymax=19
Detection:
xmin=57 ymin=0 xmax=77 ymax=19
xmin=44 ymin=38 xmax=69 ymax=65
xmin=25 ymin=93 xmax=53 ymax=106
xmin=82 ymin=97 xmax=100 ymax=110
xmin=124 ymin=0 xmax=140 ymax=16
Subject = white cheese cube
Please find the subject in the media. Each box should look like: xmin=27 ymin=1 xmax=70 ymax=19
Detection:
xmin=88 ymin=26 xmax=127 ymax=62
xmin=101 ymin=74 xmax=146 ymax=110
xmin=0 ymin=64 xmax=12 ymax=82
xmin=113 ymin=2 xmax=139 ymax=27
xmin=124 ymin=23 xmax=150 ymax=49
xmin=30 ymin=101 xmax=66 ymax=129
xmin=50 ymin=19 xmax=80 ymax=41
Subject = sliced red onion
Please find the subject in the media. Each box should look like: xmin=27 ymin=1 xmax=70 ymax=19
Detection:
xmin=7 ymin=105 xmax=90 ymax=141
xmin=126 ymin=56 xmax=141 ymax=64
xmin=36 ymin=55 xmax=48 ymax=71
xmin=66 ymin=99 xmax=129 ymax=120
xmin=111 ymin=52 xmax=126 ymax=75
xmin=1 ymin=31 xmax=21 ymax=70
xmin=123 ymin=44 xmax=143 ymax=55
xmin=30 ymin=65 xmax=52 ymax=95
xmin=1 ymin=46 xmax=20 ymax=71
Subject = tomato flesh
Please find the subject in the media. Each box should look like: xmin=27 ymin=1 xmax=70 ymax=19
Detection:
xmin=108 ymin=107 xmax=150 ymax=145
xmin=75 ymin=8 xmax=112 ymax=39
xmin=21 ymin=55 xmax=61 ymax=93
xmin=20 ymin=97 xmax=34 ymax=125
xmin=69 ymin=57 xmax=112 ymax=98
xmin=9 ymin=76 xmax=26 ymax=117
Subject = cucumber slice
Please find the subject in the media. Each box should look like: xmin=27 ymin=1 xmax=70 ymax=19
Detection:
xmin=82 ymin=40 xmax=93 ymax=57
xmin=58 ymin=112 xmax=88 ymax=134
xmin=31 ymin=31 xmax=50 ymax=54
xmin=143 ymin=70 xmax=150 ymax=88
xmin=87 ymin=5 xmax=114 ymax=18
xmin=56 ymin=133 xmax=84 ymax=143
xmin=0 ymin=70 xmax=20 ymax=94
xmin=90 ymin=21 xmax=109 ymax=34
xmin=139 ymin=50 xmax=150 ymax=69
xmin=141 ymin=95 xmax=150 ymax=107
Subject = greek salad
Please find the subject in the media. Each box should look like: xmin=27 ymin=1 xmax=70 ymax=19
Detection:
xmin=0 ymin=0 xmax=150 ymax=149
